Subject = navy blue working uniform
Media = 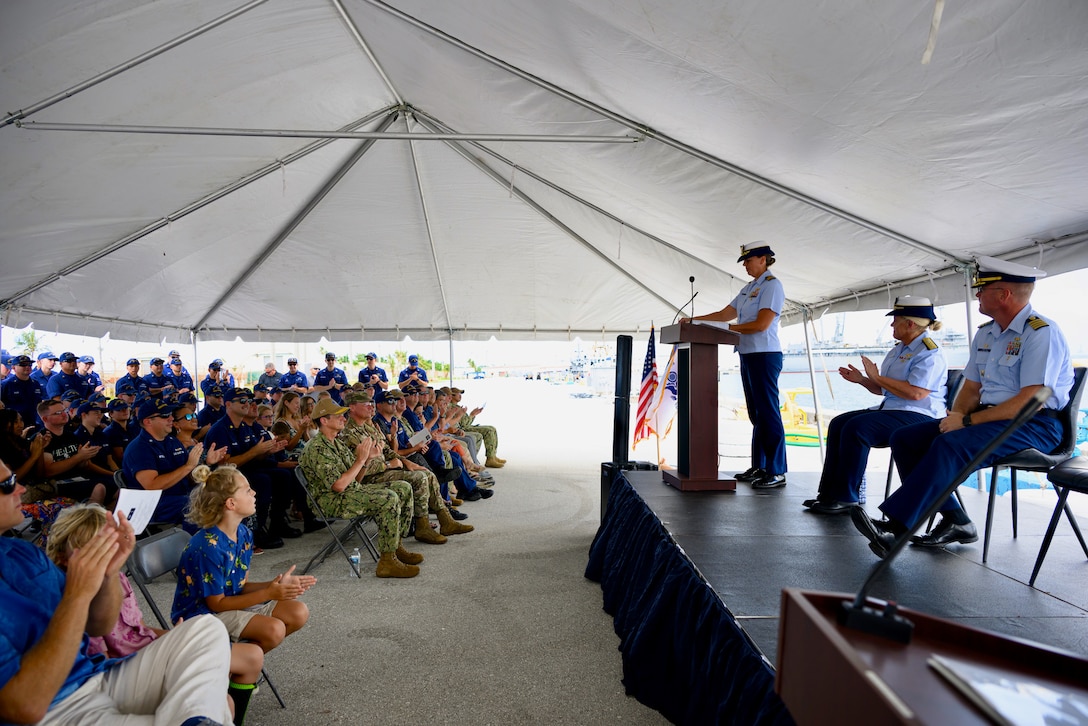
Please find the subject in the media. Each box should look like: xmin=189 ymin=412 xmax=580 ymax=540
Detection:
xmin=314 ymin=367 xmax=348 ymax=404
xmin=29 ymin=368 xmax=53 ymax=388
xmin=165 ymin=368 xmax=195 ymax=393
xmin=397 ymin=366 xmax=428 ymax=386
xmin=143 ymin=371 xmax=171 ymax=394
xmin=278 ymin=371 xmax=308 ymax=391
xmin=729 ymin=269 xmax=787 ymax=477
xmin=883 ymin=304 xmax=1072 ymax=528
xmin=115 ymin=373 xmax=149 ymax=397
xmin=816 ymin=331 xmax=947 ymax=505
xmin=200 ymin=373 xmax=234 ymax=397
xmin=84 ymin=370 xmax=104 ymax=392
xmin=122 ymin=430 xmax=193 ymax=523
xmin=197 ymin=403 xmax=226 ymax=429
xmin=204 ymin=416 xmax=283 ymax=531
xmin=358 ymin=366 xmax=389 ymax=387
xmin=102 ymin=418 xmax=135 ymax=458
xmin=1 ymin=376 xmax=45 ymax=426
xmin=46 ymin=371 xmax=90 ymax=401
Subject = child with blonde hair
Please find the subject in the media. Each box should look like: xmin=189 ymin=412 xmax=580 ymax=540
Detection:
xmin=172 ymin=464 xmax=314 ymax=661
xmin=48 ymin=503 xmax=265 ymax=724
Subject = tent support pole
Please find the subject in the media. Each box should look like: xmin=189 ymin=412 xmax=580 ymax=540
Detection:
xmin=801 ymin=309 xmax=826 ymax=462
xmin=413 ymin=117 xmax=678 ymax=312
xmin=1 ymin=0 xmax=270 ymax=128
xmin=405 ymin=116 xmax=452 ymax=331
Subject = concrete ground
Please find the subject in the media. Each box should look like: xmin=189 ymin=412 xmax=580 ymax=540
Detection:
xmin=134 ymin=377 xmax=669 ymax=726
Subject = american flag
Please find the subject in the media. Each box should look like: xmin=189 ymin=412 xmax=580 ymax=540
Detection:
xmin=633 ymin=326 xmax=658 ymax=446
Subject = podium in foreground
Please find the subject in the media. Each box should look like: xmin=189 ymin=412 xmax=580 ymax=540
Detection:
xmin=659 ymin=321 xmax=740 ymax=491
xmin=777 ymin=589 xmax=1088 ymax=724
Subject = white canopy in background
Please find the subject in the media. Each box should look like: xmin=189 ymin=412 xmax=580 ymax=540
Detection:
xmin=1 ymin=0 xmax=1086 ymax=344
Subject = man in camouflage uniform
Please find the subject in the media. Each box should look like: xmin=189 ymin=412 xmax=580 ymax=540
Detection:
xmin=298 ymin=398 xmax=422 ymax=578
xmin=341 ymin=390 xmax=472 ymax=541
xmin=450 ymin=386 xmax=505 ymax=468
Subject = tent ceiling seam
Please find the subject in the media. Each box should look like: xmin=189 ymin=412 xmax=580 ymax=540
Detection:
xmin=363 ymin=0 xmax=960 ymax=267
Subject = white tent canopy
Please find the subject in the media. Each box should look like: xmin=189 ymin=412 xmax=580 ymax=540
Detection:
xmin=2 ymin=0 xmax=1087 ymax=343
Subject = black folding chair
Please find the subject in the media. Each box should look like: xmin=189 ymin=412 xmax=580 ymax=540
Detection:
xmin=126 ymin=527 xmax=286 ymax=708
xmin=980 ymin=367 xmax=1087 ymax=562
xmin=293 ymin=467 xmax=379 ymax=578
xmin=1029 ymin=455 xmax=1088 ymax=586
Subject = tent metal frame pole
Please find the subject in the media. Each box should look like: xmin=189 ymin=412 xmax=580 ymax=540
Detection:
xmin=0 ymin=107 xmax=395 ymax=309
xmin=364 ymin=0 xmax=952 ymax=265
xmin=192 ymin=112 xmax=400 ymax=331
xmin=405 ymin=115 xmax=452 ymax=331
xmin=801 ymin=309 xmax=827 ymax=461
xmin=410 ymin=108 xmax=755 ymax=296
xmin=17 ymin=121 xmax=637 ymax=144
xmin=448 ymin=333 xmax=454 ymax=385
xmin=330 ymin=0 xmax=403 ymax=105
xmin=413 ymin=116 xmax=678 ymax=313
xmin=1 ymin=0 xmax=270 ymax=128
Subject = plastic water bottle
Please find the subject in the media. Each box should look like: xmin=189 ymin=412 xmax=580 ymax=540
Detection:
xmin=349 ymin=547 xmax=361 ymax=572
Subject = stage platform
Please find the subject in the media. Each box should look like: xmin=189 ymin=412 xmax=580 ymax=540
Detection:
xmin=588 ymin=468 xmax=1088 ymax=723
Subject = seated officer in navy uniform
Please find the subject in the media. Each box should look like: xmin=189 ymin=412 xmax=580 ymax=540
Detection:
xmin=805 ymin=297 xmax=948 ymax=513
xmin=102 ymin=397 xmax=135 ymax=465
xmin=115 ymin=358 xmax=149 ymax=397
xmin=279 ymin=357 xmax=309 ymax=393
xmin=123 ymin=398 xmax=226 ymax=525
xmin=851 ymin=256 xmax=1074 ymax=558
xmin=46 ymin=352 xmax=91 ymax=401
xmin=313 ymin=352 xmax=348 ymax=405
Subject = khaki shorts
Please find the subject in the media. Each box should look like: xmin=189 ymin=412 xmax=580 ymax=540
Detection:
xmin=214 ymin=600 xmax=278 ymax=641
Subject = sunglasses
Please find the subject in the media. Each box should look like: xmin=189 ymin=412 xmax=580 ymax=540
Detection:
xmin=174 ymin=413 xmax=198 ymax=422
xmin=1 ymin=472 xmax=18 ymax=495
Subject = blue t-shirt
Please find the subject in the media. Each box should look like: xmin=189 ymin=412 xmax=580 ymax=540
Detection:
xmin=0 ymin=539 xmax=122 ymax=710
xmin=313 ymin=367 xmax=348 ymax=404
xmin=172 ymin=525 xmax=254 ymax=623
xmin=727 ymin=270 xmax=785 ymax=355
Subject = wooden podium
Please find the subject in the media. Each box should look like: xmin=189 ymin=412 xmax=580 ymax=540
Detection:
xmin=777 ymin=589 xmax=1088 ymax=724
xmin=659 ymin=321 xmax=741 ymax=491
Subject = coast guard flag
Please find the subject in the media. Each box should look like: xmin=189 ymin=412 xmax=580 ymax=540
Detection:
xmin=633 ymin=327 xmax=658 ymax=447
xmin=650 ymin=345 xmax=678 ymax=439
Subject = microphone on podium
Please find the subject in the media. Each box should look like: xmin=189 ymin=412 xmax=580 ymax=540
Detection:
xmin=839 ymin=387 xmax=1051 ymax=642
xmin=672 ymin=276 xmax=698 ymax=324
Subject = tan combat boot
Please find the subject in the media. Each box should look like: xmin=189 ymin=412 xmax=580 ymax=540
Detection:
xmin=438 ymin=508 xmax=474 ymax=535
xmin=396 ymin=545 xmax=424 ymax=565
xmin=413 ymin=516 xmax=448 ymax=545
xmin=485 ymin=456 xmax=504 ymax=468
xmin=375 ymin=552 xmax=419 ymax=578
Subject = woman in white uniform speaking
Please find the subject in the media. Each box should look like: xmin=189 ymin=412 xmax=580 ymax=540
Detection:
xmin=684 ymin=242 xmax=787 ymax=489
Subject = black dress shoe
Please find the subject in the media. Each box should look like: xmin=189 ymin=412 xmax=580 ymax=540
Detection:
xmin=910 ymin=518 xmax=978 ymax=548
xmin=253 ymin=528 xmax=285 ymax=550
xmin=849 ymin=507 xmax=897 ymax=559
xmin=461 ymin=488 xmax=482 ymax=502
xmin=476 ymin=487 xmax=494 ymax=499
xmin=448 ymin=507 xmax=469 ymax=521
xmin=751 ymin=473 xmax=787 ymax=489
xmin=810 ymin=500 xmax=858 ymax=514
xmin=802 ymin=498 xmax=819 ymax=508
xmin=735 ymin=467 xmax=766 ymax=483
xmin=270 ymin=520 xmax=302 ymax=538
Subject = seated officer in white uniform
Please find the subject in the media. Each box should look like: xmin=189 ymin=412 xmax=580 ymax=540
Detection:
xmin=851 ymin=256 xmax=1073 ymax=558
xmin=804 ymin=297 xmax=948 ymax=513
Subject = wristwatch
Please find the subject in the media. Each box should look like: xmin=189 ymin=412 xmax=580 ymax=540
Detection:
xmin=962 ymin=413 xmax=973 ymax=427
